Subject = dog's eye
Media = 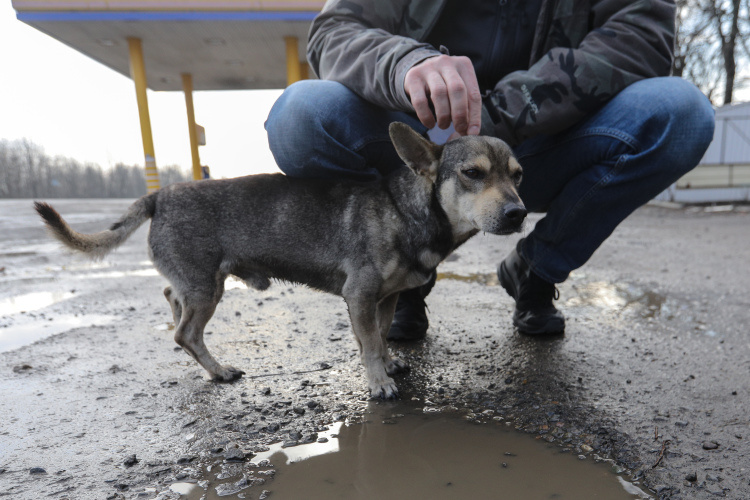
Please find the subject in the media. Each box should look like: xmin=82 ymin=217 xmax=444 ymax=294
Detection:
xmin=512 ymin=171 xmax=523 ymax=185
xmin=462 ymin=168 xmax=485 ymax=180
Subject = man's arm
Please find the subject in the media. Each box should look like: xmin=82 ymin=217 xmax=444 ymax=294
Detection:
xmin=486 ymin=0 xmax=676 ymax=145
xmin=309 ymin=1 xmax=483 ymax=137
xmin=307 ymin=1 xmax=441 ymax=112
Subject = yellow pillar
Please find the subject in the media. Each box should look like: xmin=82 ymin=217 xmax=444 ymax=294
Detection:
xmin=127 ymin=37 xmax=160 ymax=193
xmin=182 ymin=73 xmax=202 ymax=181
xmin=284 ymin=36 xmax=302 ymax=86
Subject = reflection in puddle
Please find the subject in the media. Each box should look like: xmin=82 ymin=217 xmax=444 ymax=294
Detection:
xmin=254 ymin=422 xmax=343 ymax=465
xmin=566 ymin=282 xmax=668 ymax=319
xmin=0 ymin=314 xmax=118 ymax=352
xmin=171 ymin=403 xmax=649 ymax=500
xmin=0 ymin=291 xmax=75 ymax=316
xmin=436 ymin=274 xmax=670 ymax=320
xmin=170 ymin=482 xmax=202 ymax=496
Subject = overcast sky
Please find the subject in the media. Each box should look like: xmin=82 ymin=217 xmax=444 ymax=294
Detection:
xmin=0 ymin=2 xmax=282 ymax=179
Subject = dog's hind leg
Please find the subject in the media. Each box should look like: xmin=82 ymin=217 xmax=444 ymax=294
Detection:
xmin=163 ymin=286 xmax=182 ymax=324
xmin=377 ymin=293 xmax=410 ymax=376
xmin=173 ymin=288 xmax=245 ymax=382
xmin=344 ymin=289 xmax=398 ymax=399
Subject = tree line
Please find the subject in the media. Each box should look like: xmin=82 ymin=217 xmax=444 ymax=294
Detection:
xmin=0 ymin=138 xmax=192 ymax=199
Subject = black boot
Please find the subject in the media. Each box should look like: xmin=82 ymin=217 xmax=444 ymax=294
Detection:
xmin=497 ymin=240 xmax=565 ymax=334
xmin=387 ymin=272 xmax=436 ymax=341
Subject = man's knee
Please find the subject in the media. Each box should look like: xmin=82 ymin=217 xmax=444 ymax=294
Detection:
xmin=629 ymin=77 xmax=715 ymax=172
xmin=265 ymin=80 xmax=358 ymax=176
xmin=267 ymin=80 xmax=347 ymax=128
xmin=657 ymin=77 xmax=714 ymax=142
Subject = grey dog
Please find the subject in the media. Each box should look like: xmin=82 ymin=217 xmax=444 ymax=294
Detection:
xmin=35 ymin=123 xmax=526 ymax=399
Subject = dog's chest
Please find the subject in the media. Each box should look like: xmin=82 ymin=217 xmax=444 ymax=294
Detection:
xmin=418 ymin=249 xmax=443 ymax=270
xmin=404 ymin=269 xmax=433 ymax=290
xmin=379 ymin=252 xmax=440 ymax=295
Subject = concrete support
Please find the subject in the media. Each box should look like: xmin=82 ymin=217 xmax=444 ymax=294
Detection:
xmin=284 ymin=36 xmax=302 ymax=86
xmin=127 ymin=37 xmax=160 ymax=192
xmin=181 ymin=73 xmax=202 ymax=181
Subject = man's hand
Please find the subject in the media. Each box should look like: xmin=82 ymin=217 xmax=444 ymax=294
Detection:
xmin=404 ymin=54 xmax=482 ymax=137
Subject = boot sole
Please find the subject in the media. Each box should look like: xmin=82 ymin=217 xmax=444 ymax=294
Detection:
xmin=513 ymin=314 xmax=565 ymax=335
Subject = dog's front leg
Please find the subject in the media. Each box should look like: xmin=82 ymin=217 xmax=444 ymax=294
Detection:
xmin=345 ymin=294 xmax=398 ymax=399
xmin=377 ymin=293 xmax=410 ymax=376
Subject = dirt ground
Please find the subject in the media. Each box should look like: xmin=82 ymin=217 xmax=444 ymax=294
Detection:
xmin=0 ymin=199 xmax=748 ymax=499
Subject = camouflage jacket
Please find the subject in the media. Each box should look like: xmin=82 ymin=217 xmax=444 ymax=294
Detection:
xmin=308 ymin=0 xmax=675 ymax=146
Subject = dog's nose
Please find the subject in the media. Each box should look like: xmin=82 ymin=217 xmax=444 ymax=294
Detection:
xmin=503 ymin=203 xmax=527 ymax=224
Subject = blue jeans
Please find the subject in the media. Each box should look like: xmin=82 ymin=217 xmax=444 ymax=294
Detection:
xmin=265 ymin=77 xmax=714 ymax=283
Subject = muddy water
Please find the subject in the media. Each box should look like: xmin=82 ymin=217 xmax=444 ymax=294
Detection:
xmin=565 ymin=281 xmax=669 ymax=319
xmin=437 ymin=272 xmax=670 ymax=319
xmin=438 ymin=271 xmax=500 ymax=286
xmin=172 ymin=402 xmax=649 ymax=500
xmin=0 ymin=313 xmax=118 ymax=352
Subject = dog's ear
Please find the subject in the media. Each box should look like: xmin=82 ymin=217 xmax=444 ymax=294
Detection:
xmin=389 ymin=122 xmax=443 ymax=180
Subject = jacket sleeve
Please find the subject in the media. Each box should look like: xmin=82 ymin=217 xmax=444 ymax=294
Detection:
xmin=307 ymin=0 xmax=440 ymax=111
xmin=485 ymin=0 xmax=676 ymax=146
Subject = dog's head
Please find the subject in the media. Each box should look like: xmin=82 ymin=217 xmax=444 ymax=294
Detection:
xmin=389 ymin=122 xmax=526 ymax=239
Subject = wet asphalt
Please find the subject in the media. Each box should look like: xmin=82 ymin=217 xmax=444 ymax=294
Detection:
xmin=0 ymin=199 xmax=748 ymax=499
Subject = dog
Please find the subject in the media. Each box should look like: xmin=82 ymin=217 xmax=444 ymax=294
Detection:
xmin=34 ymin=122 xmax=526 ymax=399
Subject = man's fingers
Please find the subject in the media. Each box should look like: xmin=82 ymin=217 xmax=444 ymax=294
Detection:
xmin=455 ymin=60 xmax=482 ymax=135
xmin=442 ymin=66 xmax=469 ymax=134
xmin=426 ymin=72 xmax=451 ymax=129
xmin=404 ymin=55 xmax=481 ymax=133
xmin=408 ymin=84 xmax=435 ymax=129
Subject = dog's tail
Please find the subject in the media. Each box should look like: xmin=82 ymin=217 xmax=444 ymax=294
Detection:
xmin=34 ymin=192 xmax=158 ymax=260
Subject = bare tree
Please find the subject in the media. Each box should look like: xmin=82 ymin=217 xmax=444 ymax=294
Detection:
xmin=0 ymin=140 xmax=21 ymax=197
xmin=711 ymin=0 xmax=744 ymax=103
xmin=676 ymin=0 xmax=750 ymax=104
xmin=0 ymin=140 xmax=16 ymax=197
xmin=160 ymin=165 xmax=194 ymax=187
xmin=0 ymin=138 xmax=191 ymax=198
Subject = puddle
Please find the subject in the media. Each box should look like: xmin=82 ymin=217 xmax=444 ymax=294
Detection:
xmin=435 ymin=274 xmax=671 ymax=320
xmin=170 ymin=403 xmax=649 ymax=500
xmin=437 ymin=271 xmax=499 ymax=286
xmin=0 ymin=314 xmax=118 ymax=352
xmin=0 ymin=291 xmax=75 ymax=316
xmin=566 ymin=282 xmax=668 ymax=319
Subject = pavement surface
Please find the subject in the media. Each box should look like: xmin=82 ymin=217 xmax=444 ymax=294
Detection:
xmin=0 ymin=198 xmax=748 ymax=499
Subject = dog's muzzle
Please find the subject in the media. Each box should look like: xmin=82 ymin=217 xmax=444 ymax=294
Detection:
xmin=503 ymin=202 xmax=527 ymax=226
xmin=487 ymin=202 xmax=527 ymax=235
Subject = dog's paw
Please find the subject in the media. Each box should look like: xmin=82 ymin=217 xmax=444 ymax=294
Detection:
xmin=385 ymin=357 xmax=410 ymax=376
xmin=212 ymin=366 xmax=245 ymax=383
xmin=369 ymin=379 xmax=399 ymax=400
